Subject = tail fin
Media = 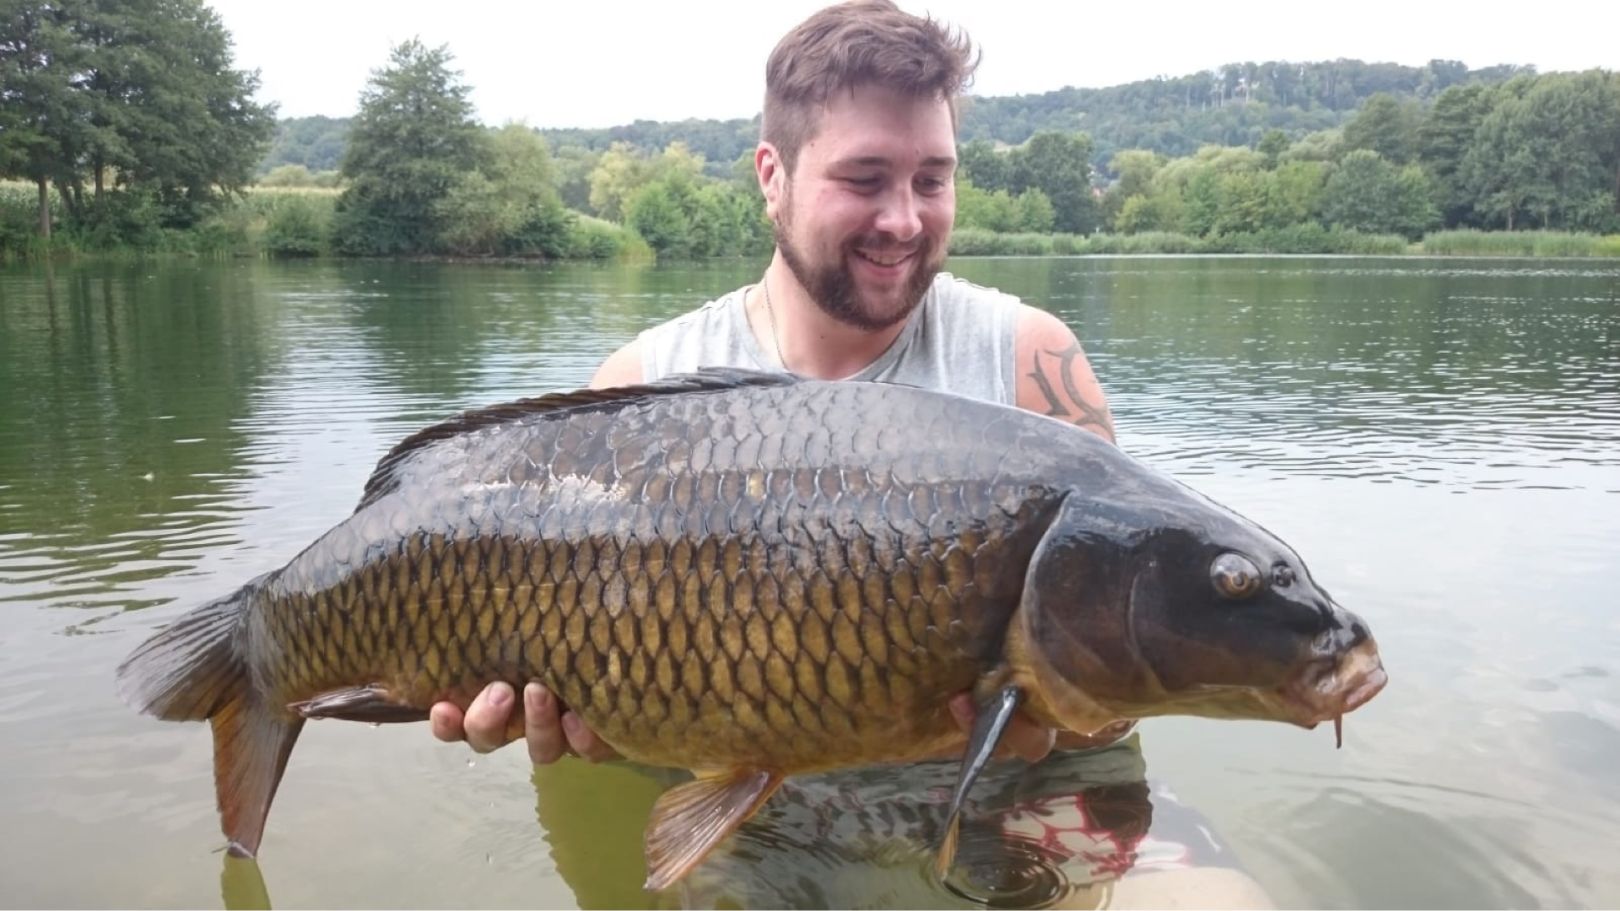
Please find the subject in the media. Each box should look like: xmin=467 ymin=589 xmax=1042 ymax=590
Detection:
xmin=116 ymin=581 xmax=304 ymax=858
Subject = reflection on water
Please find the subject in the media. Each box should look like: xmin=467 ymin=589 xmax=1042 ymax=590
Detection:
xmin=1 ymin=256 xmax=1618 ymax=908
xmin=529 ymin=737 xmax=1179 ymax=910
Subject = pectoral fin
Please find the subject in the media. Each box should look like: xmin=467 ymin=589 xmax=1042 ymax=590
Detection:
xmin=935 ymin=684 xmax=1025 ymax=880
xmin=643 ymin=768 xmax=783 ymax=891
xmin=289 ymin=685 xmax=427 ymax=723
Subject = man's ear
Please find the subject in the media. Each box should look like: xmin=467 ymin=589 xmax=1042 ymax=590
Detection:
xmin=757 ymin=143 xmax=785 ymax=218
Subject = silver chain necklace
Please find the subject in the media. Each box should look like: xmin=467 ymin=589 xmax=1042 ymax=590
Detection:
xmin=761 ymin=276 xmax=787 ymax=371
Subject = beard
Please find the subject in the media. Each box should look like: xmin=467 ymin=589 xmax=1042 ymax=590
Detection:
xmin=773 ymin=202 xmax=942 ymax=333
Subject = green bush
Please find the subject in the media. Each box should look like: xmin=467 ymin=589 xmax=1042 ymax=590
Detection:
xmin=566 ymin=214 xmax=639 ymax=260
xmin=1421 ymin=229 xmax=1617 ymax=257
xmin=263 ymin=194 xmax=333 ymax=256
xmin=949 ymin=228 xmax=1057 ymax=255
xmin=1529 ymin=232 xmax=1596 ymax=257
xmin=66 ymin=190 xmax=167 ymax=251
xmin=185 ymin=205 xmax=257 ymax=257
xmin=1085 ymin=232 xmax=1202 ymax=254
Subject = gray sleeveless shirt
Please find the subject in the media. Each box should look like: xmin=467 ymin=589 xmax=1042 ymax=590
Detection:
xmin=638 ymin=272 xmax=1023 ymax=405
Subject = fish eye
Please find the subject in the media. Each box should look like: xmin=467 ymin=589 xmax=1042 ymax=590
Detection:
xmin=1272 ymin=565 xmax=1296 ymax=588
xmin=1211 ymin=553 xmax=1262 ymax=600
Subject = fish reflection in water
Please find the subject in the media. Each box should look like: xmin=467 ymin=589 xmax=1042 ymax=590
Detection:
xmin=535 ymin=734 xmax=1243 ymax=910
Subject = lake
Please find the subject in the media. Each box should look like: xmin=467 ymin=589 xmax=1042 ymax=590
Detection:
xmin=1 ymin=256 xmax=1617 ymax=909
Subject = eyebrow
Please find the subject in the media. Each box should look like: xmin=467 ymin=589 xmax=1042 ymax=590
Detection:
xmin=835 ymin=155 xmax=958 ymax=169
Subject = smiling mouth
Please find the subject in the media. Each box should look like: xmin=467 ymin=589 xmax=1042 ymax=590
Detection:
xmin=854 ymin=249 xmax=913 ymax=268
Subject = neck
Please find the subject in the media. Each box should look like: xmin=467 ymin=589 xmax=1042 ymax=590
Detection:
xmin=756 ymin=253 xmax=911 ymax=380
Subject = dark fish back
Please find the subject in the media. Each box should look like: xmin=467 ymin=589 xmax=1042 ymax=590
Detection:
xmin=253 ymin=379 xmax=1075 ymax=770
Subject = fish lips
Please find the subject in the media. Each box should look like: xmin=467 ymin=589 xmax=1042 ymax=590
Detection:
xmin=1279 ymin=637 xmax=1388 ymax=728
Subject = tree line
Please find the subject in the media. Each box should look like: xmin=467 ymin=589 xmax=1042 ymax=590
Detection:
xmin=3 ymin=4 xmax=1616 ymax=261
xmin=1047 ymin=71 xmax=1620 ymax=240
xmin=263 ymin=59 xmax=1530 ymax=180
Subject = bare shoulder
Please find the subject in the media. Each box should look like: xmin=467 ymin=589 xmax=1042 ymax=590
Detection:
xmin=589 ymin=339 xmax=645 ymax=390
xmin=1012 ymin=304 xmax=1116 ymax=443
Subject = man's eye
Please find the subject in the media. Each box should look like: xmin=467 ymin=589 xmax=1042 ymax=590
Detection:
xmin=917 ymin=177 xmax=950 ymax=194
xmin=844 ymin=176 xmax=881 ymax=190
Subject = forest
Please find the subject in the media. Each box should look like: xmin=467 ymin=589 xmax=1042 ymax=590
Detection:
xmin=4 ymin=3 xmax=1617 ymax=261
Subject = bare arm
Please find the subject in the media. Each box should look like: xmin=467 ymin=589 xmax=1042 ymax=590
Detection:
xmin=588 ymin=339 xmax=644 ymax=389
xmin=1014 ymin=305 xmax=1116 ymax=444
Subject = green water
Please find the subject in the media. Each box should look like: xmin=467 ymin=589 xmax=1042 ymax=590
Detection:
xmin=2 ymin=256 xmax=1617 ymax=908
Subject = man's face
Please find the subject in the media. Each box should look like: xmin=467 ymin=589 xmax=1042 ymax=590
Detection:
xmin=766 ymin=84 xmax=957 ymax=332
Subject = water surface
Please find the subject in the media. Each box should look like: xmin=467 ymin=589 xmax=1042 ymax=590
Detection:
xmin=1 ymin=256 xmax=1616 ymax=908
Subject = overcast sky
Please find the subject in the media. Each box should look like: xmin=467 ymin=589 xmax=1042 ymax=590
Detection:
xmin=206 ymin=0 xmax=1617 ymax=128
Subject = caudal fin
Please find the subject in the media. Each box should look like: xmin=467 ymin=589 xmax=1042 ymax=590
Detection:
xmin=116 ymin=581 xmax=304 ymax=858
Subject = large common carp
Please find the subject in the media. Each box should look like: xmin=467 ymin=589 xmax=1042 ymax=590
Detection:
xmin=117 ymin=370 xmax=1386 ymax=890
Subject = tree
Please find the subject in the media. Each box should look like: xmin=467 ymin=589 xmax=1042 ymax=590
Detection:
xmin=958 ymin=138 xmax=1010 ymax=192
xmin=1268 ymin=159 xmax=1327 ymax=226
xmin=1321 ymin=150 xmax=1437 ymax=238
xmin=1100 ymin=149 xmax=1163 ymax=228
xmin=1257 ymin=129 xmax=1290 ymax=168
xmin=334 ymin=39 xmax=487 ymax=255
xmin=551 ymin=144 xmax=600 ymax=212
xmin=626 ymin=179 xmax=691 ymax=258
xmin=955 ymin=179 xmax=1019 ymax=232
xmin=588 ymin=141 xmax=705 ymax=222
xmin=1010 ymin=131 xmax=1099 ymax=234
xmin=1418 ymin=83 xmax=1495 ymax=226
xmin=435 ymin=125 xmax=572 ymax=257
xmin=1341 ymin=93 xmax=1420 ymax=164
xmin=1014 ymin=188 xmax=1056 ymax=233
xmin=261 ymin=116 xmax=351 ymax=173
xmin=0 ymin=3 xmax=83 ymax=237
xmin=0 ymin=0 xmax=274 ymax=238
xmin=1459 ymin=83 xmax=1538 ymax=231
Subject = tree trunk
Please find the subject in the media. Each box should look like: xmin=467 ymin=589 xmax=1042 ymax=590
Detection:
xmin=95 ymin=160 xmax=104 ymax=199
xmin=36 ymin=177 xmax=51 ymax=239
xmin=1506 ymin=205 xmax=1515 ymax=232
xmin=57 ymin=181 xmax=77 ymax=222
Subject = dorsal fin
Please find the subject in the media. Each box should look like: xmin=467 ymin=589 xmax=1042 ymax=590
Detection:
xmin=354 ymin=368 xmax=800 ymax=511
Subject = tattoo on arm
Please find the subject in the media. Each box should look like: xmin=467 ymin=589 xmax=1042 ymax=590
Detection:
xmin=1029 ymin=344 xmax=1114 ymax=440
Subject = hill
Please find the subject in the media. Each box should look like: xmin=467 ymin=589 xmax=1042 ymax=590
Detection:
xmin=259 ymin=58 xmax=1530 ymax=174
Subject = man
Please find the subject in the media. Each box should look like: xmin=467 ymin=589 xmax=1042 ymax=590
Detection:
xmin=433 ymin=0 xmax=1112 ymax=767
xmin=432 ymin=2 xmax=1270 ymax=905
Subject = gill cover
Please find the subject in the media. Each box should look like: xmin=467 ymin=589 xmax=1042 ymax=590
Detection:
xmin=1002 ymin=494 xmax=1140 ymax=737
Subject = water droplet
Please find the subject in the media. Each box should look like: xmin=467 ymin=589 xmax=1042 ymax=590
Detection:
xmin=466 ymin=758 xmax=476 ymax=768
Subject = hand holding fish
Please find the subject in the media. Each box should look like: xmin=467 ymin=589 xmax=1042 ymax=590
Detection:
xmin=429 ymin=684 xmax=1062 ymax=764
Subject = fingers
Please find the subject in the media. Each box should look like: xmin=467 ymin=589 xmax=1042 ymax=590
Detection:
xmin=463 ymin=682 xmax=518 ymax=753
xmin=435 ymin=682 xmax=621 ymax=764
xmin=429 ymin=701 xmax=467 ymax=743
xmin=1001 ymin=711 xmax=1057 ymax=763
xmin=948 ymin=692 xmax=1055 ymax=763
xmin=562 ymin=711 xmax=621 ymax=762
xmin=524 ymin=683 xmax=569 ymax=765
xmin=521 ymin=683 xmax=622 ymax=764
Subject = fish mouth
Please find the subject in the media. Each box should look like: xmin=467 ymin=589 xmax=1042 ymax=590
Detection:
xmin=1280 ymin=638 xmax=1387 ymax=728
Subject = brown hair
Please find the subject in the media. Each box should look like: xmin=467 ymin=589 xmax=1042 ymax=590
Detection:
xmin=762 ymin=0 xmax=978 ymax=173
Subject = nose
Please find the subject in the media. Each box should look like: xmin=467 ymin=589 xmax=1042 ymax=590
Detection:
xmin=873 ymin=185 xmax=922 ymax=241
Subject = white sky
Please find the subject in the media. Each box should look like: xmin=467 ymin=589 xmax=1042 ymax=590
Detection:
xmin=208 ymin=0 xmax=1617 ymax=128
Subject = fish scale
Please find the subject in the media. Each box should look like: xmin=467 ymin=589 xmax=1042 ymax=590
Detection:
xmin=117 ymin=370 xmax=1386 ymax=889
